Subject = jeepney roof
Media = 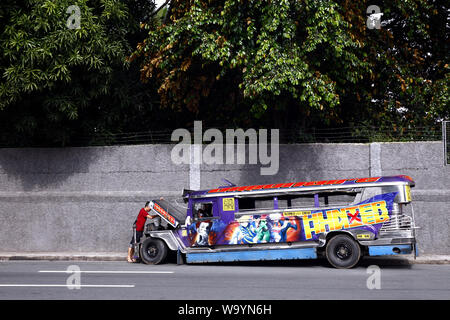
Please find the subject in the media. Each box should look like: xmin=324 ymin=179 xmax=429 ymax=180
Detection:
xmin=183 ymin=175 xmax=414 ymax=199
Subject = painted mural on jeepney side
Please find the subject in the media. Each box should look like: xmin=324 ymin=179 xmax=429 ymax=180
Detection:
xmin=185 ymin=219 xmax=227 ymax=247
xmin=223 ymin=215 xmax=301 ymax=244
xmin=181 ymin=193 xmax=397 ymax=247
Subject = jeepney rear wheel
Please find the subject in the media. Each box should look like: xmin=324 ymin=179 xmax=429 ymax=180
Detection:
xmin=325 ymin=234 xmax=361 ymax=269
xmin=140 ymin=238 xmax=168 ymax=265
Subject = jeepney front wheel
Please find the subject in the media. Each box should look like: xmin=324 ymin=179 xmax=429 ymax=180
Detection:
xmin=325 ymin=234 xmax=361 ymax=269
xmin=140 ymin=238 xmax=168 ymax=265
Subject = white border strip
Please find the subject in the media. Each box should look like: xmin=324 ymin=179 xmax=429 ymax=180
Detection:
xmin=38 ymin=270 xmax=174 ymax=274
xmin=0 ymin=284 xmax=135 ymax=288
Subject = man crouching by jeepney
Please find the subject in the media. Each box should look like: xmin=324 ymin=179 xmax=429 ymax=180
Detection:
xmin=127 ymin=201 xmax=155 ymax=263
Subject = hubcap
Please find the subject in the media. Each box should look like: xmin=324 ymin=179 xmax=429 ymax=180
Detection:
xmin=335 ymin=242 xmax=352 ymax=260
xmin=147 ymin=245 xmax=158 ymax=258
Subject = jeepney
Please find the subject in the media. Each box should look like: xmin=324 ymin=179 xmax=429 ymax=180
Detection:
xmin=137 ymin=175 xmax=417 ymax=268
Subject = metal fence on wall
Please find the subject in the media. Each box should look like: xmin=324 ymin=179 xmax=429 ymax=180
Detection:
xmin=72 ymin=123 xmax=444 ymax=147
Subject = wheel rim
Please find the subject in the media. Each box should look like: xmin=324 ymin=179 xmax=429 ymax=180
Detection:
xmin=335 ymin=241 xmax=352 ymax=260
xmin=146 ymin=244 xmax=158 ymax=258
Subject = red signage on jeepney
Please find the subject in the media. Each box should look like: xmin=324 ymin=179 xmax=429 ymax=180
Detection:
xmin=207 ymin=177 xmax=382 ymax=194
xmin=153 ymin=202 xmax=177 ymax=226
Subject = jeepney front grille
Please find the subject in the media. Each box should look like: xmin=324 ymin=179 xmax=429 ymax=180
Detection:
xmin=380 ymin=215 xmax=414 ymax=232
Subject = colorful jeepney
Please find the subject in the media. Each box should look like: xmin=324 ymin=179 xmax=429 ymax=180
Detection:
xmin=139 ymin=175 xmax=417 ymax=268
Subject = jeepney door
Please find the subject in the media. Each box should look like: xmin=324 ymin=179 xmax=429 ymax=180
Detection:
xmin=184 ymin=198 xmax=222 ymax=247
xmin=186 ymin=197 xmax=237 ymax=247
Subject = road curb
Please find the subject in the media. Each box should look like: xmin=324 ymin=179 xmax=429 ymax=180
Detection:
xmin=0 ymin=252 xmax=126 ymax=262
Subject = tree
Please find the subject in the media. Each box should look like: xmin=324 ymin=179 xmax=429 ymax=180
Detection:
xmin=336 ymin=0 xmax=449 ymax=131
xmin=132 ymin=0 xmax=448 ymax=133
xmin=1 ymin=0 xmax=447 ymax=146
xmin=131 ymin=0 xmax=369 ymax=128
xmin=0 ymin=0 xmax=159 ymax=146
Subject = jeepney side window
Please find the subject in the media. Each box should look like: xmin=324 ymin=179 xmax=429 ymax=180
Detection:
xmin=238 ymin=197 xmax=273 ymax=211
xmin=278 ymin=192 xmax=358 ymax=209
xmin=319 ymin=192 xmax=358 ymax=207
xmin=193 ymin=202 xmax=213 ymax=220
xmin=359 ymin=187 xmax=383 ymax=202
xmin=278 ymin=194 xmax=316 ymax=209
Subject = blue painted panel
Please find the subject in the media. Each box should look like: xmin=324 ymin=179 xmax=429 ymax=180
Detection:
xmin=368 ymin=244 xmax=412 ymax=256
xmin=186 ymin=247 xmax=317 ymax=263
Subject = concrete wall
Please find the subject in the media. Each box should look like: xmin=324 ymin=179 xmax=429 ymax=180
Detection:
xmin=0 ymin=145 xmax=188 ymax=253
xmin=0 ymin=142 xmax=449 ymax=255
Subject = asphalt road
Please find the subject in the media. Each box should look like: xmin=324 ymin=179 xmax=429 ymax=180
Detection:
xmin=0 ymin=258 xmax=449 ymax=300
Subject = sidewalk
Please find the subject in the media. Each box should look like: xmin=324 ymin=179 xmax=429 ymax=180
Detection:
xmin=0 ymin=252 xmax=449 ymax=264
xmin=0 ymin=252 xmax=126 ymax=261
xmin=363 ymin=255 xmax=450 ymax=265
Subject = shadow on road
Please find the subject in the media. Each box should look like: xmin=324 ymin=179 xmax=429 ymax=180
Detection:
xmin=165 ymin=251 xmax=413 ymax=269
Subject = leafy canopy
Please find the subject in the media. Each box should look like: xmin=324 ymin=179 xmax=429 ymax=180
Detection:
xmin=0 ymin=0 xmax=156 ymax=146
xmin=133 ymin=0 xmax=448 ymax=130
xmin=133 ymin=0 xmax=368 ymax=120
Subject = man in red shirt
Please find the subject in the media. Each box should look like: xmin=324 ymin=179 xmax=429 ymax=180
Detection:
xmin=128 ymin=201 xmax=154 ymax=263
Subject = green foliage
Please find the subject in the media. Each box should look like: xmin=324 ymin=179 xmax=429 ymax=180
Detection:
xmin=0 ymin=0 xmax=447 ymax=146
xmin=0 ymin=0 xmax=158 ymax=146
xmin=134 ymin=0 xmax=368 ymax=121
xmin=133 ymin=0 xmax=448 ymax=131
xmin=1 ymin=0 xmax=128 ymax=109
xmin=335 ymin=0 xmax=449 ymax=128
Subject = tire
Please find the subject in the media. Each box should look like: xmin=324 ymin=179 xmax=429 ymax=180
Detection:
xmin=140 ymin=238 xmax=168 ymax=265
xmin=325 ymin=234 xmax=361 ymax=269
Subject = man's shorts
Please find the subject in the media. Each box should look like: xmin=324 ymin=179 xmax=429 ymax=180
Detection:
xmin=129 ymin=231 xmax=143 ymax=247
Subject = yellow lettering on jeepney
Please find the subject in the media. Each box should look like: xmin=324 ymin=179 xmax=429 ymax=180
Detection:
xmin=313 ymin=211 xmax=336 ymax=234
xmin=343 ymin=206 xmax=364 ymax=227
xmin=372 ymin=201 xmax=389 ymax=223
xmin=360 ymin=203 xmax=375 ymax=224
xmin=303 ymin=210 xmax=347 ymax=239
xmin=302 ymin=214 xmax=321 ymax=240
xmin=301 ymin=201 xmax=389 ymax=240
xmin=283 ymin=211 xmax=311 ymax=217
xmin=334 ymin=208 xmax=350 ymax=230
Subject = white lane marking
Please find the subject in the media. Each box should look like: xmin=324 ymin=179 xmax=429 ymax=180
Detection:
xmin=38 ymin=270 xmax=174 ymax=274
xmin=0 ymin=284 xmax=135 ymax=288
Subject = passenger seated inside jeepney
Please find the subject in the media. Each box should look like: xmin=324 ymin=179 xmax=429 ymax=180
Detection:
xmin=194 ymin=203 xmax=213 ymax=219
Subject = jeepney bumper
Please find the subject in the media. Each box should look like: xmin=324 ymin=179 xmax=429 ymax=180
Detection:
xmin=366 ymin=244 xmax=414 ymax=256
xmin=359 ymin=231 xmax=417 ymax=257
